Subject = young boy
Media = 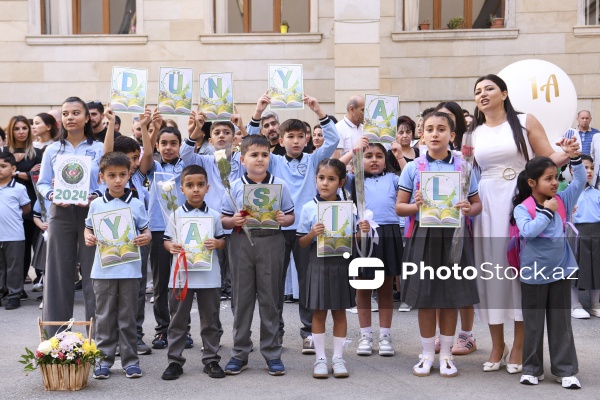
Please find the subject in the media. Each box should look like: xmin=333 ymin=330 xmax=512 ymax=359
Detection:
xmin=246 ymin=94 xmax=340 ymax=352
xmin=221 ymin=135 xmax=295 ymax=376
xmin=0 ymin=150 xmax=31 ymax=309
xmin=161 ymin=165 xmax=226 ymax=380
xmin=84 ymin=152 xmax=151 ymax=379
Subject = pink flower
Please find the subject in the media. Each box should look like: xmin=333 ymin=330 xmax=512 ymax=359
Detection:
xmin=35 ymin=351 xmax=44 ymax=358
xmin=58 ymin=352 xmax=66 ymax=360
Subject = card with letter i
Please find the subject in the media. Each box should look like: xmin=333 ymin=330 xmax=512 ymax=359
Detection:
xmin=363 ymin=94 xmax=399 ymax=143
xmin=317 ymin=201 xmax=353 ymax=258
xmin=242 ymin=184 xmax=282 ymax=229
xmin=268 ymin=64 xmax=303 ymax=110
xmin=176 ymin=216 xmax=213 ymax=271
xmin=91 ymin=207 xmax=141 ymax=268
xmin=419 ymin=171 xmax=461 ymax=228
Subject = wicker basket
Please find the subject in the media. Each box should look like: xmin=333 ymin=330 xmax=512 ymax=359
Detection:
xmin=40 ymin=363 xmax=91 ymax=391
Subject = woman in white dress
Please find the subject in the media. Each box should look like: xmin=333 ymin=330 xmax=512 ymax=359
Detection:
xmin=471 ymin=74 xmax=578 ymax=373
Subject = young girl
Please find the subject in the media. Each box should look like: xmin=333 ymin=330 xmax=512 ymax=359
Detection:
xmin=513 ymin=154 xmax=584 ymax=388
xmin=396 ymin=112 xmax=481 ymax=377
xmin=31 ymin=112 xmax=59 ymax=151
xmin=297 ymin=158 xmax=369 ymax=379
xmin=571 ymin=155 xmax=600 ymax=319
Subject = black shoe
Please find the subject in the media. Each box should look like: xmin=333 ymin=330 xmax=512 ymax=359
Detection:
xmin=161 ymin=362 xmax=183 ymax=380
xmin=152 ymin=333 xmax=168 ymax=349
xmin=24 ymin=276 xmax=32 ymax=284
xmin=284 ymin=294 xmax=294 ymax=303
xmin=392 ymin=291 xmax=400 ymax=302
xmin=185 ymin=334 xmax=194 ymax=349
xmin=20 ymin=291 xmax=28 ymax=300
xmin=6 ymin=298 xmax=20 ymax=310
xmin=203 ymin=361 xmax=226 ymax=378
xmin=74 ymin=279 xmax=82 ymax=291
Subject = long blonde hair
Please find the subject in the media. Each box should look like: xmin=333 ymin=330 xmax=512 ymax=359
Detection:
xmin=6 ymin=115 xmax=36 ymax=160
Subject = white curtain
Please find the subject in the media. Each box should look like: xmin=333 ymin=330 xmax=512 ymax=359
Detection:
xmin=404 ymin=0 xmax=420 ymax=31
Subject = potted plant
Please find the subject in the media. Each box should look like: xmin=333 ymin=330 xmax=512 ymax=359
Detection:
xmin=419 ymin=19 xmax=430 ymax=31
xmin=448 ymin=16 xmax=465 ymax=29
xmin=280 ymin=20 xmax=289 ymax=34
xmin=490 ymin=14 xmax=504 ymax=28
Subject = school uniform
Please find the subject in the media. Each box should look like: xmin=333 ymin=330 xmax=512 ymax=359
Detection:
xmin=296 ymin=195 xmax=356 ymax=310
xmin=247 ymin=115 xmax=339 ymax=339
xmin=147 ymin=158 xmax=185 ymax=335
xmin=85 ymin=189 xmax=149 ymax=369
xmin=31 ymin=198 xmax=51 ymax=272
xmin=37 ymin=137 xmax=104 ymax=335
xmin=515 ymin=158 xmax=585 ymax=378
xmin=164 ymin=202 xmax=224 ymax=367
xmin=221 ymin=171 xmax=294 ymax=362
xmin=0 ymin=178 xmax=30 ymax=300
xmin=398 ymin=151 xmax=480 ymax=309
xmin=572 ymin=184 xmax=600 ymax=289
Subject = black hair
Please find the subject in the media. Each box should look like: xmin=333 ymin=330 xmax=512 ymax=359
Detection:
xmin=510 ymin=157 xmax=557 ymax=224
xmin=581 ymin=154 xmax=593 ymax=164
xmin=423 ymin=111 xmax=456 ymax=132
xmin=86 ymin=101 xmax=104 ymax=114
xmin=114 ymin=135 xmax=141 ymax=154
xmin=181 ymin=164 xmax=208 ymax=183
xmin=115 ymin=115 xmax=121 ymax=126
xmin=304 ymin=121 xmax=312 ymax=134
xmin=279 ymin=119 xmax=308 ymax=136
xmin=210 ymin=121 xmax=235 ymax=135
xmin=0 ymin=126 xmax=5 ymax=141
xmin=240 ymin=134 xmax=270 ymax=155
xmin=99 ymin=151 xmax=131 ymax=173
xmin=316 ymin=158 xmax=346 ymax=182
xmin=0 ymin=149 xmax=16 ymax=166
xmin=436 ymin=101 xmax=466 ymax=150
xmin=60 ymin=97 xmax=95 ymax=145
xmin=472 ymin=74 xmax=528 ymax=161
xmin=157 ymin=126 xmax=182 ymax=144
xmin=364 ymin=143 xmax=395 ymax=174
xmin=396 ymin=115 xmax=416 ymax=139
xmin=421 ymin=107 xmax=435 ymax=118
xmin=35 ymin=112 xmax=59 ymax=140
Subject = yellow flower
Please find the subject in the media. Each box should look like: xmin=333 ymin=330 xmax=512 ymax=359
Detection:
xmin=75 ymin=333 xmax=84 ymax=341
xmin=49 ymin=337 xmax=59 ymax=349
xmin=81 ymin=341 xmax=97 ymax=355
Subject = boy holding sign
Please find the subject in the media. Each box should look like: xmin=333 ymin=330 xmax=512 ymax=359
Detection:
xmin=84 ymin=152 xmax=151 ymax=379
xmin=162 ymin=165 xmax=226 ymax=380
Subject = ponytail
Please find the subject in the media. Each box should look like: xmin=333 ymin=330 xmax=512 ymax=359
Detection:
xmin=510 ymin=157 xmax=557 ymax=224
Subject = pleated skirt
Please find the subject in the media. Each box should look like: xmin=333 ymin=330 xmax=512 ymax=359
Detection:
xmin=357 ymin=224 xmax=403 ymax=279
xmin=573 ymin=223 xmax=600 ymax=289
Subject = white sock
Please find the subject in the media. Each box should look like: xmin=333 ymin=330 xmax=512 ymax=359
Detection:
xmin=333 ymin=336 xmax=345 ymax=359
xmin=460 ymin=330 xmax=473 ymax=336
xmin=439 ymin=334 xmax=454 ymax=357
xmin=590 ymin=289 xmax=600 ymax=305
xmin=360 ymin=327 xmax=372 ymax=336
xmin=312 ymin=333 xmax=326 ymax=361
xmin=379 ymin=327 xmax=390 ymax=337
xmin=571 ymin=287 xmax=581 ymax=307
xmin=420 ymin=336 xmax=436 ymax=357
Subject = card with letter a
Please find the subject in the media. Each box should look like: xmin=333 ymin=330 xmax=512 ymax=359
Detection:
xmin=158 ymin=67 xmax=193 ymax=115
xmin=363 ymin=94 xmax=399 ymax=143
xmin=110 ymin=67 xmax=148 ymax=114
xmin=242 ymin=184 xmax=282 ymax=229
xmin=91 ymin=207 xmax=140 ymax=268
xmin=177 ymin=216 xmax=213 ymax=271
xmin=419 ymin=171 xmax=461 ymax=228
xmin=317 ymin=201 xmax=353 ymax=258
xmin=199 ymin=72 xmax=234 ymax=121
xmin=268 ymin=64 xmax=303 ymax=110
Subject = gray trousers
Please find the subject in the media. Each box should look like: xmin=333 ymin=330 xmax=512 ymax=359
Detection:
xmin=94 ymin=278 xmax=140 ymax=369
xmin=521 ymin=279 xmax=579 ymax=377
xmin=43 ymin=205 xmax=95 ymax=336
xmin=167 ymin=288 xmax=221 ymax=366
xmin=0 ymin=241 xmax=25 ymax=299
xmin=229 ymin=230 xmax=284 ymax=362
xmin=150 ymin=231 xmax=171 ymax=334
xmin=136 ymin=244 xmax=150 ymax=338
xmin=280 ymin=230 xmax=313 ymax=339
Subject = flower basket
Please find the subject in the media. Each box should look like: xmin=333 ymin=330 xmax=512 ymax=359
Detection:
xmin=40 ymin=363 xmax=91 ymax=391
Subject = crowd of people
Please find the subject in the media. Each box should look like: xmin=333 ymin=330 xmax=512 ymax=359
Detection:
xmin=1 ymin=73 xmax=598 ymax=389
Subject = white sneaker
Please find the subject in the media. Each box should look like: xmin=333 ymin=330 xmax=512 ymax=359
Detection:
xmin=589 ymin=303 xmax=600 ymax=317
xmin=32 ymin=283 xmax=44 ymax=292
xmin=378 ymin=335 xmax=395 ymax=356
xmin=346 ymin=307 xmax=358 ymax=314
xmin=356 ymin=334 xmax=373 ymax=356
xmin=39 ymin=301 xmax=43 ymax=310
xmin=398 ymin=302 xmax=412 ymax=312
xmin=412 ymin=354 xmax=434 ymax=377
xmin=371 ymin=297 xmax=379 ymax=312
xmin=520 ymin=374 xmax=545 ymax=385
xmin=149 ymin=296 xmax=154 ymax=304
xmin=331 ymin=357 xmax=349 ymax=378
xmin=312 ymin=358 xmax=328 ymax=379
xmin=439 ymin=355 xmax=458 ymax=377
xmin=557 ymin=376 xmax=581 ymax=389
xmin=571 ymin=304 xmax=590 ymax=319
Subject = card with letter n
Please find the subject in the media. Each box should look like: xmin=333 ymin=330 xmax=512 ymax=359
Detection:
xmin=242 ymin=184 xmax=282 ymax=229
xmin=91 ymin=207 xmax=141 ymax=268
xmin=158 ymin=67 xmax=193 ymax=115
xmin=364 ymin=94 xmax=399 ymax=143
xmin=419 ymin=171 xmax=461 ymax=228
xmin=317 ymin=201 xmax=353 ymax=258
xmin=110 ymin=66 xmax=148 ymax=114
xmin=199 ymin=72 xmax=234 ymax=121
xmin=53 ymin=155 xmax=92 ymax=205
xmin=268 ymin=64 xmax=303 ymax=110
xmin=177 ymin=216 xmax=213 ymax=271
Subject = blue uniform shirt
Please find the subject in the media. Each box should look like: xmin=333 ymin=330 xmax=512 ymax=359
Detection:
xmin=37 ymin=137 xmax=104 ymax=200
xmin=0 ymin=179 xmax=30 ymax=241
xmin=164 ymin=201 xmax=224 ymax=289
xmin=345 ymin=172 xmax=401 ymax=225
xmin=573 ymin=184 xmax=600 ymax=224
xmin=85 ymin=189 xmax=149 ymax=279
xmin=147 ymin=158 xmax=185 ymax=231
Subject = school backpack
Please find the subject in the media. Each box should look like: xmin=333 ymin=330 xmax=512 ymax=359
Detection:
xmin=506 ymin=196 xmax=567 ymax=269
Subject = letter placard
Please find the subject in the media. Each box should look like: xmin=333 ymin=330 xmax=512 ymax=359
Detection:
xmin=242 ymin=184 xmax=282 ymax=229
xmin=110 ymin=67 xmax=148 ymax=114
xmin=53 ymin=155 xmax=91 ymax=205
xmin=419 ymin=171 xmax=461 ymax=228
xmin=317 ymin=201 xmax=353 ymax=258
xmin=363 ymin=94 xmax=399 ymax=143
xmin=91 ymin=207 xmax=140 ymax=268
xmin=268 ymin=64 xmax=303 ymax=110
xmin=199 ymin=72 xmax=234 ymax=121
xmin=158 ymin=67 xmax=193 ymax=115
xmin=176 ymin=216 xmax=213 ymax=271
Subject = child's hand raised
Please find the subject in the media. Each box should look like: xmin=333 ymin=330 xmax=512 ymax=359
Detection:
xmin=255 ymin=91 xmax=271 ymax=114
xmin=103 ymin=105 xmax=115 ymax=124
xmin=556 ymin=137 xmax=580 ymax=158
xmin=304 ymin=95 xmax=326 ymax=119
xmin=139 ymin=107 xmax=151 ymax=128
xmin=151 ymin=108 xmax=163 ymax=130
xmin=544 ymin=197 xmax=558 ymax=212
xmin=358 ymin=220 xmax=370 ymax=233
xmin=310 ymin=222 xmax=325 ymax=237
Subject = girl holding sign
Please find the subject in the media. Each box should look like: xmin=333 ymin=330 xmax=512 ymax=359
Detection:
xmin=38 ymin=97 xmax=104 ymax=335
xmin=298 ymin=158 xmax=369 ymax=379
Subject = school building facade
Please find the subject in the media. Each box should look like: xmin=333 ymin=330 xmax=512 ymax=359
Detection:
xmin=1 ymin=0 xmax=600 ymax=128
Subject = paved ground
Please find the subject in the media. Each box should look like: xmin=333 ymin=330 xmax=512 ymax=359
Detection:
xmin=2 ymin=287 xmax=599 ymax=400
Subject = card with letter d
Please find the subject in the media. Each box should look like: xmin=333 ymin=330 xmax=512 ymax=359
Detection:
xmin=110 ymin=66 xmax=148 ymax=113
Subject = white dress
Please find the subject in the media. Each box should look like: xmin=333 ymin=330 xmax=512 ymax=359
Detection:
xmin=473 ymin=114 xmax=532 ymax=324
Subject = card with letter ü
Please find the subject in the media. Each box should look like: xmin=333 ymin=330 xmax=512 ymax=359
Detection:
xmin=317 ymin=201 xmax=353 ymax=258
xmin=242 ymin=184 xmax=282 ymax=229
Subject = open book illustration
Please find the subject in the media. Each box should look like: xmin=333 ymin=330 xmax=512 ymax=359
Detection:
xmin=317 ymin=201 xmax=353 ymax=258
xmin=419 ymin=171 xmax=461 ymax=228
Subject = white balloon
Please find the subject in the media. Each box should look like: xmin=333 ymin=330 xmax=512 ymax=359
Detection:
xmin=498 ymin=59 xmax=577 ymax=142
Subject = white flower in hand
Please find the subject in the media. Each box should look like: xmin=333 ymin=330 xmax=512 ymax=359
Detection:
xmin=160 ymin=180 xmax=174 ymax=192
xmin=214 ymin=149 xmax=227 ymax=163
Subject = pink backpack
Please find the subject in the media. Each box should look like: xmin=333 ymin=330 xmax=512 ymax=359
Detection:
xmin=506 ymin=196 xmax=567 ymax=269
